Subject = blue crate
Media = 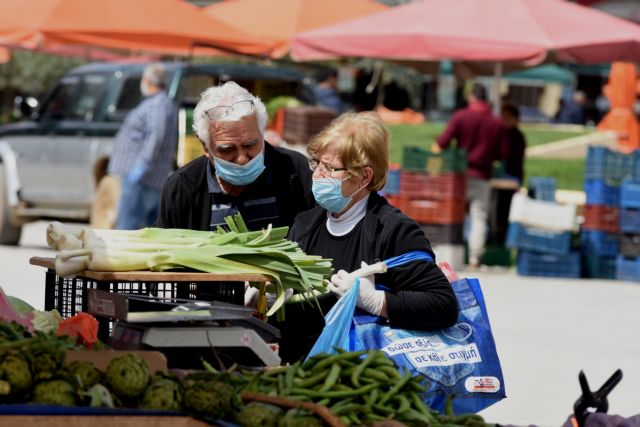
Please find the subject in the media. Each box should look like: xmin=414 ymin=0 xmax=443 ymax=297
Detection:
xmin=506 ymin=222 xmax=571 ymax=255
xmin=620 ymin=208 xmax=640 ymax=233
xmin=528 ymin=177 xmax=556 ymax=202
xmin=582 ymin=255 xmax=617 ymax=279
xmin=517 ymin=250 xmax=580 ymax=278
xmin=383 ymin=168 xmax=401 ymax=195
xmin=584 ymin=179 xmax=620 ymax=207
xmin=634 ymin=150 xmax=640 ymax=181
xmin=616 ymin=255 xmax=640 ymax=281
xmin=585 ymin=146 xmax=635 ymax=182
xmin=620 ymin=179 xmax=640 ymax=209
xmin=580 ymin=230 xmax=619 ymax=257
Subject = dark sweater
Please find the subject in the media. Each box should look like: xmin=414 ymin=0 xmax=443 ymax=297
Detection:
xmin=275 ymin=192 xmax=458 ymax=363
xmin=156 ymin=143 xmax=315 ymax=231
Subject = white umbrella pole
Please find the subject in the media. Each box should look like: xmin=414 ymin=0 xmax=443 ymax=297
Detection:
xmin=493 ymin=61 xmax=503 ymax=115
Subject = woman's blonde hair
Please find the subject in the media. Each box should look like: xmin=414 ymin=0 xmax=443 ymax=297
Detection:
xmin=308 ymin=112 xmax=389 ymax=192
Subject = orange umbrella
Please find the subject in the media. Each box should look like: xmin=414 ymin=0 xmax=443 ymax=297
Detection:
xmin=204 ymin=0 xmax=386 ymax=58
xmin=0 ymin=0 xmax=276 ymax=57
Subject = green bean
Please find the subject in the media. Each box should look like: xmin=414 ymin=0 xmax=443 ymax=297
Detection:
xmin=263 ymin=365 xmax=289 ymax=377
xmin=319 ymin=363 xmax=342 ymax=392
xmin=331 ymin=403 xmax=362 ymax=415
xmin=365 ymin=388 xmax=379 ymax=410
xmin=284 ymin=361 xmax=300 ymax=391
xmin=377 ymin=365 xmax=403 ymax=380
xmin=291 ymin=382 xmax=377 ymax=399
xmin=361 ymin=367 xmax=390 ymax=382
xmin=278 ymin=374 xmax=285 ymax=395
xmin=393 ymin=394 xmax=411 ymax=413
xmin=409 ymin=392 xmax=430 ymax=416
xmin=298 ymin=371 xmax=328 ymax=388
xmin=379 ymin=370 xmax=412 ymax=405
xmin=310 ymin=350 xmax=367 ymax=373
xmin=371 ymin=353 xmax=396 ymax=367
xmin=348 ymin=413 xmax=361 ymax=425
xmin=350 ymin=349 xmax=376 ymax=387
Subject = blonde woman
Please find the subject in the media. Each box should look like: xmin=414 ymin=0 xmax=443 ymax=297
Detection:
xmin=276 ymin=112 xmax=458 ymax=363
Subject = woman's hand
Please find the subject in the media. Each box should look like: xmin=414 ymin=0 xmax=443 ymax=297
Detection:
xmin=329 ymin=262 xmax=386 ymax=316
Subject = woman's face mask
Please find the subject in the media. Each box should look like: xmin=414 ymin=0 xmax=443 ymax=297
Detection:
xmin=312 ymin=176 xmax=366 ymax=213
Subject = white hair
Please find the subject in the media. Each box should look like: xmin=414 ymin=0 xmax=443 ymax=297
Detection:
xmin=143 ymin=63 xmax=167 ymax=88
xmin=193 ymin=81 xmax=268 ymax=146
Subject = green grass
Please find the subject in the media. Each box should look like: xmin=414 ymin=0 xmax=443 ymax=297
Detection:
xmin=388 ymin=122 xmax=591 ymax=190
xmin=524 ymin=158 xmax=585 ymax=191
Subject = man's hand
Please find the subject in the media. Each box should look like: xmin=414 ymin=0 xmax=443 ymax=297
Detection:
xmin=329 ymin=262 xmax=385 ymax=316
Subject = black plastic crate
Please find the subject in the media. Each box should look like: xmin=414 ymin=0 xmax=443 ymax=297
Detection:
xmin=44 ymin=269 xmax=245 ymax=319
xmin=620 ymin=234 xmax=640 ymax=258
xmin=420 ymin=223 xmax=464 ymax=244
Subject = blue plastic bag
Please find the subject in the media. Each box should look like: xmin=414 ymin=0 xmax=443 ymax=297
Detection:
xmin=307 ymin=251 xmax=506 ymax=415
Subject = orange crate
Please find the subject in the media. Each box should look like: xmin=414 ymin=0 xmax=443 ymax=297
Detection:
xmin=406 ymin=199 xmax=466 ymax=225
xmin=583 ymin=205 xmax=619 ymax=233
xmin=399 ymin=172 xmax=466 ymax=200
xmin=385 ymin=195 xmax=411 ymax=212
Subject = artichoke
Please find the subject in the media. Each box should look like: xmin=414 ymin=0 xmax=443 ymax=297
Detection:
xmin=141 ymin=377 xmax=183 ymax=411
xmin=0 ymin=352 xmax=33 ymax=395
xmin=278 ymin=409 xmax=323 ymax=427
xmin=105 ymin=353 xmax=150 ymax=399
xmin=28 ymin=339 xmax=66 ymax=380
xmin=183 ymin=380 xmax=236 ymax=419
xmin=32 ymin=379 xmax=77 ymax=406
xmin=237 ymin=402 xmax=283 ymax=427
xmin=68 ymin=360 xmax=102 ymax=389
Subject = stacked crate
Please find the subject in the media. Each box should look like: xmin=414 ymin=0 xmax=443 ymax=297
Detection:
xmin=581 ymin=146 xmax=635 ymax=280
xmin=617 ymin=177 xmax=640 ymax=281
xmin=506 ymin=190 xmax=579 ymax=278
xmin=282 ymin=106 xmax=337 ymax=145
xmin=385 ymin=146 xmax=467 ymax=270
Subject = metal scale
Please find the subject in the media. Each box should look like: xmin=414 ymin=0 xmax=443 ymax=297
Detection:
xmin=87 ymin=289 xmax=281 ymax=368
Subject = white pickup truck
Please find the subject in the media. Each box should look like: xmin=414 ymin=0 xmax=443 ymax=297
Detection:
xmin=0 ymin=61 xmax=314 ymax=244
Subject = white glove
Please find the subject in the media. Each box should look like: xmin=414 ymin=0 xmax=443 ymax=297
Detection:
xmin=328 ymin=261 xmax=385 ymax=316
xmin=244 ymin=282 xmax=293 ymax=309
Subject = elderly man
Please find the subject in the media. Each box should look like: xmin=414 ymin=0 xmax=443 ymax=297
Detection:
xmin=156 ymin=81 xmax=314 ymax=231
xmin=109 ymin=63 xmax=178 ymax=230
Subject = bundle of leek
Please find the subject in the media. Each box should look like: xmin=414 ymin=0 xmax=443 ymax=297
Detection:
xmin=47 ymin=214 xmax=332 ymax=318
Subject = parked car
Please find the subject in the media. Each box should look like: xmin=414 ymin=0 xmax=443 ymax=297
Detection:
xmin=0 ymin=61 xmax=315 ymax=244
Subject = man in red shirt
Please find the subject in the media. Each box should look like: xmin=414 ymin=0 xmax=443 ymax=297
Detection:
xmin=435 ymin=83 xmax=508 ymax=268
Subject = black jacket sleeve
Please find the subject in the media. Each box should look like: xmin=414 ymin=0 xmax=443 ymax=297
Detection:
xmin=156 ymin=172 xmax=184 ymax=229
xmin=378 ymin=216 xmax=458 ymax=331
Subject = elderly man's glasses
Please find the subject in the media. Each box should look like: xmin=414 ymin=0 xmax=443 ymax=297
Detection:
xmin=206 ymin=99 xmax=254 ymax=120
xmin=308 ymin=158 xmax=348 ymax=175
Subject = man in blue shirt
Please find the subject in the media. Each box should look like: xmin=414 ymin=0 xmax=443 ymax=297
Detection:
xmin=108 ymin=63 xmax=178 ymax=229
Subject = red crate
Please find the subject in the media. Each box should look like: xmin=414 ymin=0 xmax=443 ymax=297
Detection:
xmin=385 ymin=195 xmax=410 ymax=213
xmin=583 ymin=204 xmax=619 ymax=233
xmin=406 ymin=199 xmax=466 ymax=225
xmin=399 ymin=172 xmax=466 ymax=200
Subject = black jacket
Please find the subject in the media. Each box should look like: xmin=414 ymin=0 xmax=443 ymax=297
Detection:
xmin=156 ymin=143 xmax=314 ymax=231
xmin=277 ymin=192 xmax=458 ymax=362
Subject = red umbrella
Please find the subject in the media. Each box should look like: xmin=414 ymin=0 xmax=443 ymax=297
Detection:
xmin=204 ymin=0 xmax=386 ymax=58
xmin=0 ymin=0 xmax=276 ymax=57
xmin=291 ymin=0 xmax=640 ymax=64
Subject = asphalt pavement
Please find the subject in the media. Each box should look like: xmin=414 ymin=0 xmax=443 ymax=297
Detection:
xmin=1 ymin=221 xmax=639 ymax=426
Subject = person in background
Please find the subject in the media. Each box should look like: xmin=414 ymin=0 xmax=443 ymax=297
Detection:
xmin=109 ymin=63 xmax=178 ymax=230
xmin=554 ymin=90 xmax=586 ymax=125
xmin=277 ymin=112 xmax=458 ymax=363
xmin=434 ymin=83 xmax=508 ymax=268
xmin=156 ymin=81 xmax=314 ymax=232
xmin=501 ymin=103 xmax=526 ymax=184
xmin=313 ymin=69 xmax=346 ymax=114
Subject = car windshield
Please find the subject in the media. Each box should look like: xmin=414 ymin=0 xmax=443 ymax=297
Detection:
xmin=39 ymin=73 xmax=109 ymax=121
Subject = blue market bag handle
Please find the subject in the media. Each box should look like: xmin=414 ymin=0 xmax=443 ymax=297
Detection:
xmin=307 ymin=251 xmax=432 ymax=358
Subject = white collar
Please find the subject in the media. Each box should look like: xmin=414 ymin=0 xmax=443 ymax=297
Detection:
xmin=325 ymin=195 xmax=369 ymax=237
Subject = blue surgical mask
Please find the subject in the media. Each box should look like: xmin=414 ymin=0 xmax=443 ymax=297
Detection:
xmin=312 ymin=177 xmax=366 ymax=213
xmin=212 ymin=150 xmax=265 ymax=186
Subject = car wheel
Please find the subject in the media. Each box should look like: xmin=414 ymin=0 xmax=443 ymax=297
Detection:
xmin=90 ymin=175 xmax=120 ymax=229
xmin=0 ymin=163 xmax=22 ymax=245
